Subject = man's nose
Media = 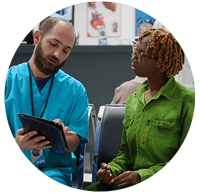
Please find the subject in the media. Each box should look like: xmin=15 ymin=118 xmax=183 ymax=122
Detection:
xmin=53 ymin=50 xmax=60 ymax=59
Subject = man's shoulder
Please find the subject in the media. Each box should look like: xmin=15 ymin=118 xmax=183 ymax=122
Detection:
xmin=8 ymin=62 xmax=28 ymax=73
xmin=55 ymin=70 xmax=86 ymax=91
xmin=116 ymin=79 xmax=141 ymax=91
xmin=7 ymin=62 xmax=28 ymax=78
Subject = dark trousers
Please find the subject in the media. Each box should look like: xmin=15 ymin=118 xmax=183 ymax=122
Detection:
xmin=84 ymin=181 xmax=123 ymax=191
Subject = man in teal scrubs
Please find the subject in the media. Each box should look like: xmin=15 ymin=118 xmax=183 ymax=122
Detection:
xmin=5 ymin=17 xmax=89 ymax=186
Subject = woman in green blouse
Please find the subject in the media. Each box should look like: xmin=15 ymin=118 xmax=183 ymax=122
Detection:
xmin=84 ymin=28 xmax=195 ymax=191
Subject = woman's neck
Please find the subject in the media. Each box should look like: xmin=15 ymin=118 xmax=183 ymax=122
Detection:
xmin=147 ymin=74 xmax=169 ymax=93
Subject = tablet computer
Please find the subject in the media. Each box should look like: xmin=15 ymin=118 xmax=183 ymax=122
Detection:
xmin=18 ymin=113 xmax=68 ymax=154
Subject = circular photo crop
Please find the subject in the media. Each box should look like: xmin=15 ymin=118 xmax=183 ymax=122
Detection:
xmin=3 ymin=1 xmax=196 ymax=193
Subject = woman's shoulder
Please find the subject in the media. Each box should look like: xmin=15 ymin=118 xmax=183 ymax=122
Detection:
xmin=175 ymin=80 xmax=195 ymax=102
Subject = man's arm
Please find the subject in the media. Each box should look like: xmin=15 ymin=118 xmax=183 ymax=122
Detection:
xmin=67 ymin=89 xmax=89 ymax=145
xmin=63 ymin=127 xmax=81 ymax=152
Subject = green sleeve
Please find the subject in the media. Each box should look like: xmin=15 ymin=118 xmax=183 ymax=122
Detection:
xmin=108 ymin=96 xmax=135 ymax=177
xmin=136 ymin=162 xmax=168 ymax=181
xmin=180 ymin=98 xmax=195 ymax=146
xmin=107 ymin=124 xmax=132 ymax=177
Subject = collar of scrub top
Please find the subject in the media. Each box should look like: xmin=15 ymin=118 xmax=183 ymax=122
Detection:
xmin=28 ymin=62 xmax=55 ymax=118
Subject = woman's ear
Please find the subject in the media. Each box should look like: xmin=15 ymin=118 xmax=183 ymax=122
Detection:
xmin=33 ymin=30 xmax=42 ymax=44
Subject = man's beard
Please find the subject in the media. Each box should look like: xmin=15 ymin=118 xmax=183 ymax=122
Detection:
xmin=34 ymin=41 xmax=67 ymax=76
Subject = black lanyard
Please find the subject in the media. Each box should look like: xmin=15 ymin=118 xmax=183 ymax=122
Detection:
xmin=28 ymin=63 xmax=54 ymax=118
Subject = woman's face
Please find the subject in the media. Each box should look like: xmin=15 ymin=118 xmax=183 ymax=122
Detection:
xmin=131 ymin=35 xmax=162 ymax=78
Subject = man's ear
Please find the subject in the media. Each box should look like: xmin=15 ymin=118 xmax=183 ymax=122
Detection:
xmin=33 ymin=30 xmax=42 ymax=44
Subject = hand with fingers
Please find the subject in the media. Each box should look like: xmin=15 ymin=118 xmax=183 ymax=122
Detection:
xmin=16 ymin=128 xmax=52 ymax=151
xmin=114 ymin=171 xmax=141 ymax=188
xmin=53 ymin=119 xmax=80 ymax=152
xmin=53 ymin=119 xmax=76 ymax=135
xmin=96 ymin=163 xmax=115 ymax=185
xmin=54 ymin=119 xmax=71 ymax=135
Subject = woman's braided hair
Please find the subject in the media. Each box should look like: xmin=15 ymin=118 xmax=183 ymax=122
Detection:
xmin=138 ymin=28 xmax=185 ymax=78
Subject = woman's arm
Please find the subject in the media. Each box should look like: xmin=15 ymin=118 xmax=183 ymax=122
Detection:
xmin=107 ymin=125 xmax=132 ymax=177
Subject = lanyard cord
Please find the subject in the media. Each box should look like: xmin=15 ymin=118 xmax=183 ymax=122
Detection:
xmin=28 ymin=63 xmax=54 ymax=118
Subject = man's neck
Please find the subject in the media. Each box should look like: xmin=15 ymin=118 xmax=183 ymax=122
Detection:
xmin=29 ymin=58 xmax=51 ymax=80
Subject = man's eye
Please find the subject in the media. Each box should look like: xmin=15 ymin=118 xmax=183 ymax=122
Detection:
xmin=50 ymin=42 xmax=56 ymax=46
xmin=63 ymin=50 xmax=69 ymax=54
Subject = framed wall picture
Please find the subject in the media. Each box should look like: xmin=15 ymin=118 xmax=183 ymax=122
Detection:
xmin=53 ymin=5 xmax=74 ymax=26
xmin=135 ymin=8 xmax=155 ymax=37
xmin=87 ymin=2 xmax=121 ymax=38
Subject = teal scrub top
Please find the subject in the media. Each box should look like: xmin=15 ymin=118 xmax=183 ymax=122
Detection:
xmin=5 ymin=62 xmax=89 ymax=183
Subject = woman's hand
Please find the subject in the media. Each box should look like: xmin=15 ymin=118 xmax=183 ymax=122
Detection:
xmin=114 ymin=171 xmax=141 ymax=188
xmin=96 ymin=163 xmax=115 ymax=185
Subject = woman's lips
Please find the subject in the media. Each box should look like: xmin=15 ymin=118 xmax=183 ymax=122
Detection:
xmin=131 ymin=64 xmax=136 ymax=70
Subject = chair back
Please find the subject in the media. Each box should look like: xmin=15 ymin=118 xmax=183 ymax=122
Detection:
xmin=97 ymin=104 xmax=126 ymax=170
xmin=72 ymin=104 xmax=97 ymax=189
xmin=84 ymin=104 xmax=97 ymax=173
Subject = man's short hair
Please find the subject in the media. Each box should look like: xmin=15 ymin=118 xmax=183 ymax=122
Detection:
xmin=39 ymin=16 xmax=76 ymax=46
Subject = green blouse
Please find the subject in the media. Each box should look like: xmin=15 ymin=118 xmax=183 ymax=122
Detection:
xmin=108 ymin=76 xmax=195 ymax=181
